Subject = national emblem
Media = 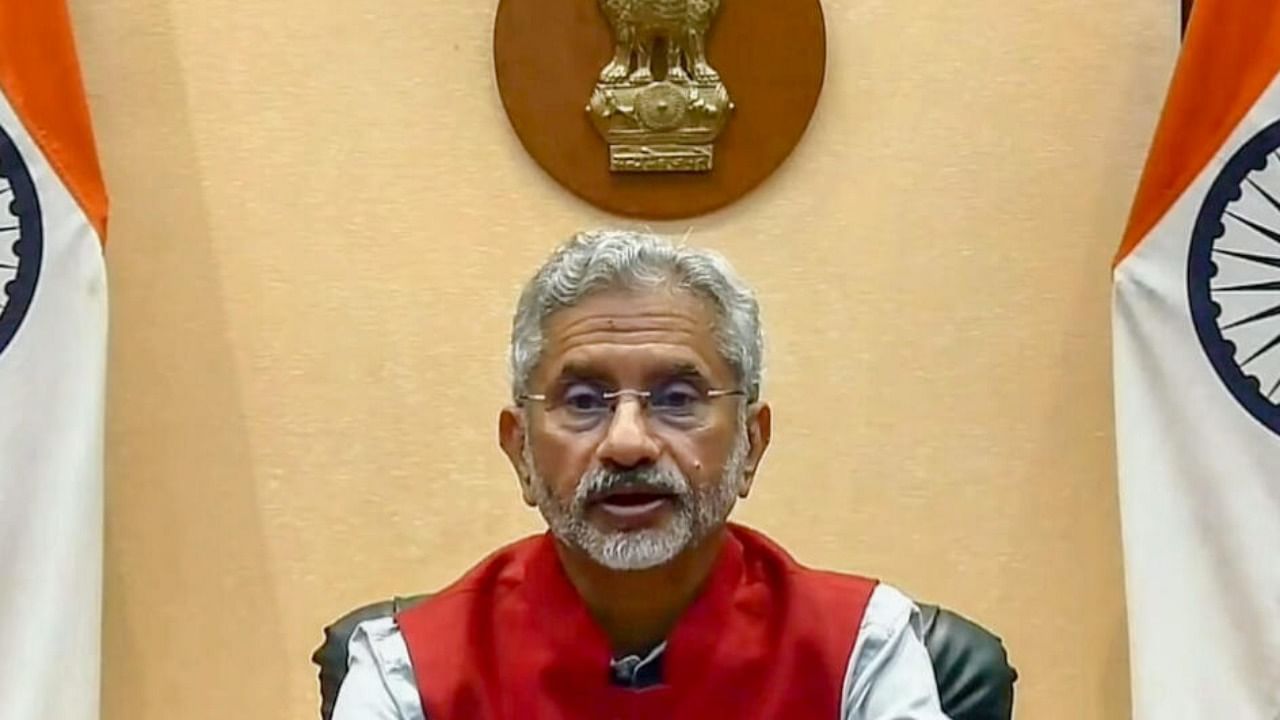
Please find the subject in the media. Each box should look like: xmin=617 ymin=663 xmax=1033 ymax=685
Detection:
xmin=588 ymin=0 xmax=734 ymax=173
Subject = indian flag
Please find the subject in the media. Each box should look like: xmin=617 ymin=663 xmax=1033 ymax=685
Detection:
xmin=0 ymin=2 xmax=108 ymax=719
xmin=1114 ymin=0 xmax=1280 ymax=717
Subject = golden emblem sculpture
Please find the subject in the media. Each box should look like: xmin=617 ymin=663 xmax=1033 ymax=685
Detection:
xmin=588 ymin=0 xmax=733 ymax=173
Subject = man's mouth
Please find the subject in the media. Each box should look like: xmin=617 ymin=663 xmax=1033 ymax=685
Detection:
xmin=591 ymin=488 xmax=677 ymax=519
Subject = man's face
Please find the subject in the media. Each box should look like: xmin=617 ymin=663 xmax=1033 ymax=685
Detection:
xmin=500 ymin=287 xmax=770 ymax=571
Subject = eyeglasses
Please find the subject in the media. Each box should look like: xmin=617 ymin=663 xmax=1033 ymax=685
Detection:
xmin=518 ymin=379 xmax=746 ymax=433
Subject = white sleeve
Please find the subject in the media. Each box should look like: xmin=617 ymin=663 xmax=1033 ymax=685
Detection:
xmin=331 ymin=617 xmax=427 ymax=720
xmin=841 ymin=584 xmax=952 ymax=720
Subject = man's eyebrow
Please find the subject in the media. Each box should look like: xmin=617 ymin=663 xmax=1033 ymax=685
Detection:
xmin=553 ymin=362 xmax=612 ymax=383
xmin=651 ymin=361 xmax=710 ymax=382
xmin=550 ymin=361 xmax=710 ymax=384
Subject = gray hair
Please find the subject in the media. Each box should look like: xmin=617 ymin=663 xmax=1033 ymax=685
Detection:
xmin=510 ymin=229 xmax=764 ymax=402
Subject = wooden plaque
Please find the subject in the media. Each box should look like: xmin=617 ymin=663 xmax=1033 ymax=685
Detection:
xmin=494 ymin=0 xmax=828 ymax=219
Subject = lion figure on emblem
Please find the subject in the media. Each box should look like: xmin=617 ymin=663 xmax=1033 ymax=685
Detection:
xmin=598 ymin=0 xmax=722 ymax=85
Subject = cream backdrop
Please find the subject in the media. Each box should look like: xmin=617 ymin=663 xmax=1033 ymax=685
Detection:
xmin=68 ymin=0 xmax=1177 ymax=717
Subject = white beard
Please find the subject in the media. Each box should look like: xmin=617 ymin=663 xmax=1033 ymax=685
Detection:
xmin=526 ymin=430 xmax=749 ymax=571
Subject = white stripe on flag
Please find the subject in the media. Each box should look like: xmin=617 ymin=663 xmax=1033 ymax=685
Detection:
xmin=1115 ymin=74 xmax=1280 ymax=720
xmin=0 ymin=84 xmax=107 ymax=720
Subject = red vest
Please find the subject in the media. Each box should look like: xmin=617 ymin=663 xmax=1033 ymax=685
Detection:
xmin=397 ymin=524 xmax=877 ymax=719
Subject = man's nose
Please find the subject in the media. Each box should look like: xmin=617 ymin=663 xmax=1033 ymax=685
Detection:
xmin=596 ymin=396 xmax=661 ymax=469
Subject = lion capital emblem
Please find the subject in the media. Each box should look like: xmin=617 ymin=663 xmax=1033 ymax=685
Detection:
xmin=588 ymin=0 xmax=733 ymax=173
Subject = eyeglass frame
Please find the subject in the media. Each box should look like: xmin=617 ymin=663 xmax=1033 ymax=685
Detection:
xmin=516 ymin=383 xmax=748 ymax=433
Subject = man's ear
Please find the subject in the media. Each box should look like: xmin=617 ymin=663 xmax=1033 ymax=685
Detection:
xmin=738 ymin=401 xmax=771 ymax=499
xmin=499 ymin=406 xmax=536 ymax=507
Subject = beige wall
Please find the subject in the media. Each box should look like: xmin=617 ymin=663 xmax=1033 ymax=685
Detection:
xmin=72 ymin=0 xmax=1177 ymax=717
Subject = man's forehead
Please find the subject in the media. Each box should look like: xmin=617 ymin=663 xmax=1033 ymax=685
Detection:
xmin=538 ymin=289 xmax=727 ymax=380
xmin=546 ymin=288 xmax=715 ymax=335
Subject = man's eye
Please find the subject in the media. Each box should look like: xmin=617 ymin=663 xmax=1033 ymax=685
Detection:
xmin=561 ymin=385 xmax=608 ymax=411
xmin=650 ymin=383 xmax=701 ymax=411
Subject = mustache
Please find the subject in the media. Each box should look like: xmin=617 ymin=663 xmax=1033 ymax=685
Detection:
xmin=574 ymin=465 xmax=690 ymax=505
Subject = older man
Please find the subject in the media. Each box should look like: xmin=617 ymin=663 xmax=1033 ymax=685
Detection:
xmin=332 ymin=230 xmax=950 ymax=719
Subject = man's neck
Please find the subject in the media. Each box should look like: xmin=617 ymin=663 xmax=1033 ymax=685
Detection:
xmin=554 ymin=529 xmax=727 ymax=656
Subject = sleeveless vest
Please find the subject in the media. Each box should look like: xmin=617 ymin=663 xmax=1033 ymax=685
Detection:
xmin=397 ymin=524 xmax=877 ymax=719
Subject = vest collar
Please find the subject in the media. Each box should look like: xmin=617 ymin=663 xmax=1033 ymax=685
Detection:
xmin=520 ymin=527 xmax=747 ymax=682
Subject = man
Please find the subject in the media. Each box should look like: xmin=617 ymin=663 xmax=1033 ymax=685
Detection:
xmin=333 ymin=230 xmax=951 ymax=719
